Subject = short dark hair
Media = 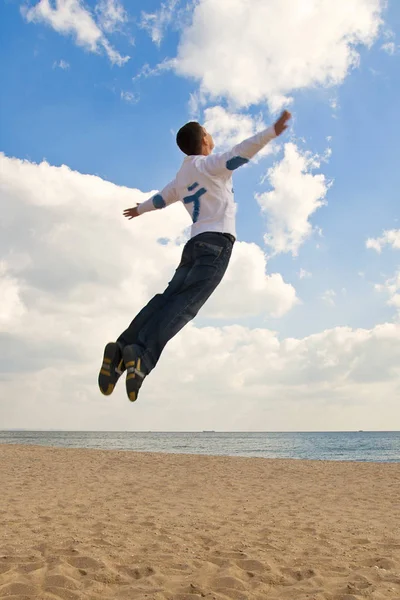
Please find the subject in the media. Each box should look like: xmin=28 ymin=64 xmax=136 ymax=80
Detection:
xmin=176 ymin=121 xmax=204 ymax=156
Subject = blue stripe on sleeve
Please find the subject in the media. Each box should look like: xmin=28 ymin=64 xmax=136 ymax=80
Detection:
xmin=153 ymin=194 xmax=166 ymax=209
xmin=226 ymin=156 xmax=249 ymax=170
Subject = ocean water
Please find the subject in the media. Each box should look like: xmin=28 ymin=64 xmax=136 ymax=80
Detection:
xmin=0 ymin=430 xmax=399 ymax=462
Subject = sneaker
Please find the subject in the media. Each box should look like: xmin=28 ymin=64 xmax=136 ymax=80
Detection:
xmin=123 ymin=345 xmax=146 ymax=402
xmin=98 ymin=342 xmax=125 ymax=396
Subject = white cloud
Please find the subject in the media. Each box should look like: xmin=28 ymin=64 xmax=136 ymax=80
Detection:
xmin=203 ymin=106 xmax=276 ymax=159
xmin=120 ymin=90 xmax=139 ymax=103
xmin=299 ymin=268 xmax=312 ymax=280
xmin=140 ymin=0 xmax=180 ymax=46
xmin=366 ymin=238 xmax=382 ymax=253
xmin=366 ymin=229 xmax=400 ymax=253
xmin=368 ymin=231 xmax=400 ymax=316
xmin=53 ymin=59 xmax=70 ymax=69
xmin=380 ymin=27 xmax=397 ymax=54
xmin=206 ymin=242 xmax=298 ymax=319
xmin=95 ymin=0 xmax=127 ymax=33
xmin=188 ymin=91 xmax=201 ymax=118
xmin=22 ymin=0 xmax=129 ymax=66
xmin=330 ymin=98 xmax=338 ymax=110
xmin=0 ymin=263 xmax=26 ymax=328
xmin=381 ymin=41 xmax=396 ymax=55
xmin=320 ymin=289 xmax=336 ymax=307
xmin=256 ymin=143 xmax=331 ymax=256
xmin=132 ymin=60 xmax=172 ymax=82
xmin=2 ymin=317 xmax=400 ymax=431
xmin=375 ymin=271 xmax=400 ymax=312
xmin=168 ymin=322 xmax=400 ymax=393
xmin=173 ymin=0 xmax=385 ymax=110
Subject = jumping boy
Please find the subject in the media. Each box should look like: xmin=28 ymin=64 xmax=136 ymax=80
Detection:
xmin=98 ymin=110 xmax=291 ymax=402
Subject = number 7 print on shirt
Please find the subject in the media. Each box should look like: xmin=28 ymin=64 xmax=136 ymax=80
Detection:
xmin=183 ymin=182 xmax=207 ymax=223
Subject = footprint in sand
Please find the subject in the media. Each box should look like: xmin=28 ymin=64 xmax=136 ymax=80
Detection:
xmin=212 ymin=576 xmax=246 ymax=591
xmin=44 ymin=587 xmax=81 ymax=600
xmin=344 ymin=575 xmax=373 ymax=594
xmin=213 ymin=550 xmax=248 ymax=560
xmin=116 ymin=564 xmax=156 ymax=580
xmin=207 ymin=557 xmax=231 ymax=568
xmin=236 ymin=559 xmax=269 ymax=573
xmin=17 ymin=561 xmax=45 ymax=574
xmin=91 ymin=537 xmax=114 ymax=547
xmin=199 ymin=536 xmax=218 ymax=548
xmin=361 ymin=557 xmax=396 ymax=570
xmin=280 ymin=566 xmax=317 ymax=581
xmin=67 ymin=556 xmax=104 ymax=570
xmin=353 ymin=538 xmax=371 ymax=545
xmin=45 ymin=574 xmax=80 ymax=590
xmin=0 ymin=582 xmax=38 ymax=597
xmin=169 ymin=562 xmax=190 ymax=572
xmin=0 ymin=563 xmax=12 ymax=576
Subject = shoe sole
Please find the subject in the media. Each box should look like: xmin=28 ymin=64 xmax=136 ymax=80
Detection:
xmin=123 ymin=346 xmax=145 ymax=403
xmin=98 ymin=342 xmax=124 ymax=396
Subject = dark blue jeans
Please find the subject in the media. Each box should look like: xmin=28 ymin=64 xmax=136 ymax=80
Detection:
xmin=117 ymin=231 xmax=235 ymax=374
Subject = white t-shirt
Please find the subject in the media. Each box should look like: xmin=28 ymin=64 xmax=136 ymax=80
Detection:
xmin=137 ymin=125 xmax=277 ymax=239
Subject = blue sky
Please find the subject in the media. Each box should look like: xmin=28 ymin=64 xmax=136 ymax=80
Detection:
xmin=1 ymin=0 xmax=400 ymax=431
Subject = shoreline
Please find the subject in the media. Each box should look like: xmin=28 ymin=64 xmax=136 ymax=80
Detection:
xmin=0 ymin=442 xmax=399 ymax=464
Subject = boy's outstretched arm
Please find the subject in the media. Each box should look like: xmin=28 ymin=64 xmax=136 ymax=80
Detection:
xmin=123 ymin=179 xmax=178 ymax=220
xmin=204 ymin=110 xmax=291 ymax=177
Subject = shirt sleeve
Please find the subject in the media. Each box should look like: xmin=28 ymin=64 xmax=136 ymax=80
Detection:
xmin=202 ymin=125 xmax=277 ymax=177
xmin=137 ymin=179 xmax=179 ymax=215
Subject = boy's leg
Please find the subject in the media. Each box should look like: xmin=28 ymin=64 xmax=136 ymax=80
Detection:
xmin=98 ymin=241 xmax=192 ymax=396
xmin=117 ymin=245 xmax=192 ymax=348
xmin=124 ymin=232 xmax=234 ymax=400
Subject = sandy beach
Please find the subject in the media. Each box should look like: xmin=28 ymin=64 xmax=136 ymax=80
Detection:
xmin=0 ymin=445 xmax=399 ymax=600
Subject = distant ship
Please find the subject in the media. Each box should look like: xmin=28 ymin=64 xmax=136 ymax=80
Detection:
xmin=202 ymin=430 xmax=215 ymax=433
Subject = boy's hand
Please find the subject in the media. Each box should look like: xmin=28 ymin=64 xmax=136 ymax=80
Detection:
xmin=123 ymin=205 xmax=140 ymax=220
xmin=274 ymin=110 xmax=291 ymax=136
